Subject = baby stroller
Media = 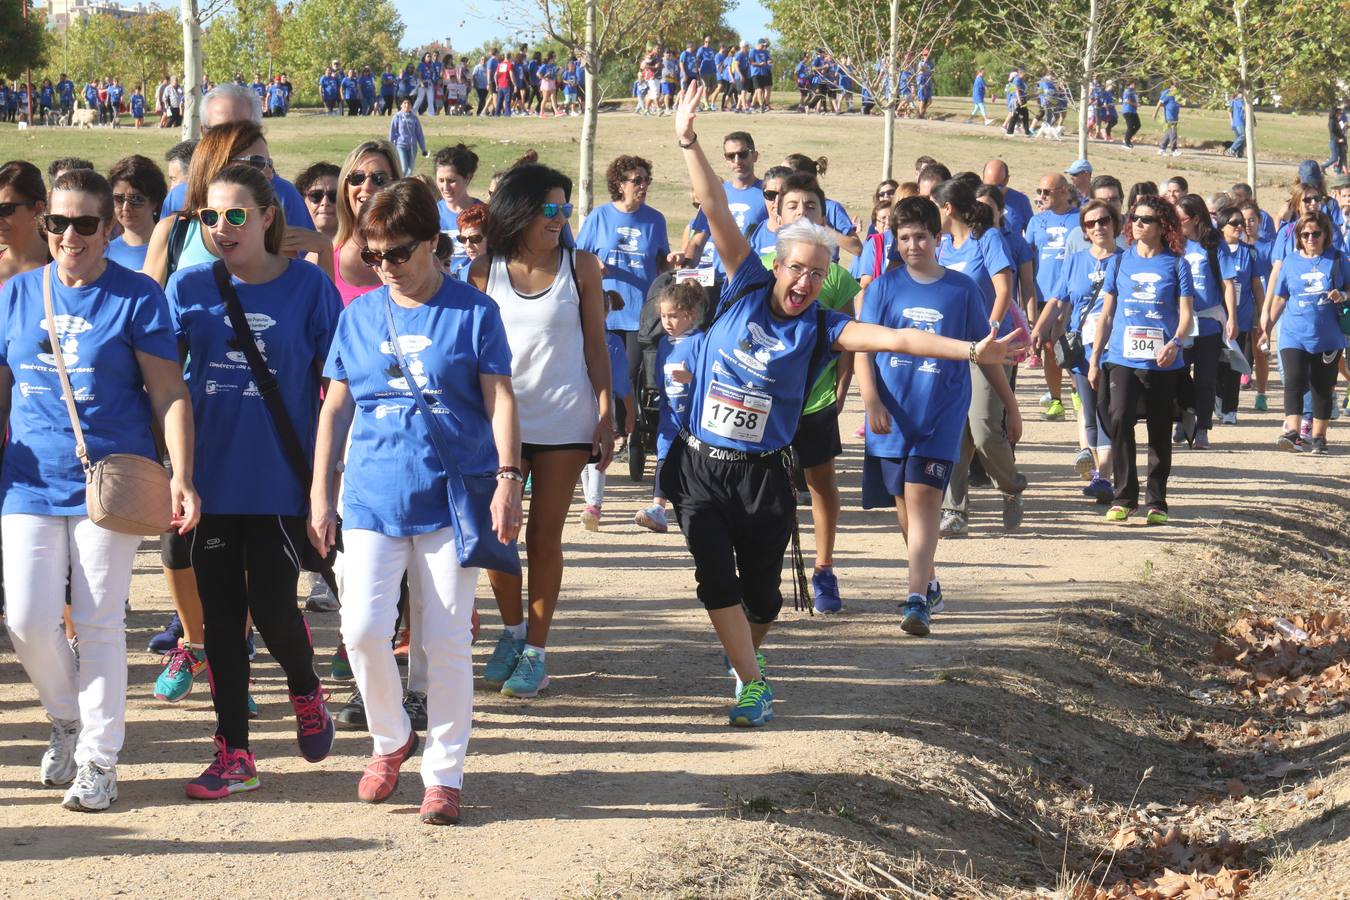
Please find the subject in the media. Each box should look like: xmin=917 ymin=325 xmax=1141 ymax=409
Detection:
xmin=627 ymin=269 xmax=718 ymax=481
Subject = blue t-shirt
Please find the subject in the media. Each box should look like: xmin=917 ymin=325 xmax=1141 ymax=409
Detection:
xmin=1026 ymin=209 xmax=1080 ymax=302
xmin=58 ymin=80 xmax=74 ymax=104
xmin=747 ymin=220 xmax=779 ymax=256
xmin=162 ymin=176 xmax=313 ymax=230
xmin=735 ymin=51 xmax=751 ymax=79
xmin=106 ymin=236 xmax=149 ymax=271
xmin=689 ymin=181 xmax=768 ymax=276
xmin=1223 ymin=242 xmax=1257 ymax=332
xmin=131 ymin=93 xmax=145 ymax=117
xmin=854 ymin=231 xmax=894 ymax=280
xmin=1121 ymin=87 xmax=1138 ymax=115
xmin=606 ymin=331 xmax=632 ymax=400
xmin=1182 ymin=239 xmax=1237 ymax=336
xmin=1002 ymin=224 xmax=1035 ymax=307
xmin=0 ymin=262 xmax=178 ymax=515
xmin=1229 ymin=97 xmax=1245 ymax=128
xmin=167 ymin=260 xmax=340 ymax=516
xmin=436 ymin=198 xmax=483 ymax=267
xmin=750 ymin=49 xmax=770 ymax=77
xmin=686 ymin=256 xmax=848 ymax=452
xmin=655 ymin=329 xmax=702 ymax=459
xmin=861 ymin=267 xmax=988 ymax=462
xmin=1053 ymin=249 xmax=1120 ymax=373
xmin=267 ymin=83 xmax=286 ymax=109
xmin=1002 ymin=188 xmax=1034 ymax=235
xmin=1103 ymin=246 xmax=1193 ymax=370
xmin=937 ymin=228 xmax=1015 ymax=336
xmin=1159 ymin=89 xmax=1180 ymax=122
xmin=319 ymin=75 xmax=338 ymax=100
xmin=1270 ymin=251 xmax=1350 ymax=354
xmin=972 ymin=74 xmax=986 ymax=102
xmin=382 ymin=72 xmax=397 ymax=95
xmin=698 ymin=48 xmax=717 ymax=76
xmin=324 ymin=278 xmax=513 ymax=536
xmin=576 ymin=203 xmax=671 ymax=332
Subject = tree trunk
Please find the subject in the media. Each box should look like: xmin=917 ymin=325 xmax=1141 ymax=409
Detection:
xmin=1233 ymin=0 xmax=1257 ymax=194
xmin=881 ymin=0 xmax=900 ymax=180
xmin=578 ymin=0 xmax=598 ymax=216
xmin=1078 ymin=0 xmax=1098 ymax=161
xmin=181 ymin=0 xmax=203 ymax=140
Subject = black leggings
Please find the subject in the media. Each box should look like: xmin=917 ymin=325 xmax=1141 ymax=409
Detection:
xmin=1217 ymin=330 xmax=1250 ymax=414
xmin=190 ymin=513 xmax=319 ymax=750
xmin=1182 ymin=332 xmax=1222 ymax=430
xmin=476 ymin=87 xmax=489 ymax=114
xmin=346 ymin=98 xmax=361 ymax=116
xmin=1123 ymin=112 xmax=1141 ymax=145
xmin=1099 ymin=364 xmax=1179 ymax=512
xmin=1281 ymin=347 xmax=1342 ymax=420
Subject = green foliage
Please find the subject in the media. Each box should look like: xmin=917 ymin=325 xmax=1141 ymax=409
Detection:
xmin=59 ymin=11 xmax=181 ymax=90
xmin=0 ymin=1 xmax=50 ymax=79
xmin=932 ymin=47 xmax=1019 ymax=97
xmin=203 ymin=0 xmax=287 ymax=81
xmin=522 ymin=0 xmax=731 ymax=78
xmin=279 ymin=0 xmax=405 ymax=103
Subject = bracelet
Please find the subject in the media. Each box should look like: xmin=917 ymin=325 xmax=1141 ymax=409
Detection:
xmin=678 ymin=132 xmax=698 ymax=150
xmin=496 ymin=471 xmax=525 ymax=484
xmin=496 ymin=465 xmax=522 ymax=476
xmin=1169 ymin=338 xmax=1183 ymax=348
xmin=968 ymin=341 xmax=978 ymax=363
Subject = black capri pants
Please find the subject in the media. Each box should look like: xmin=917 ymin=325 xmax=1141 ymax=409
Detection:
xmin=660 ymin=436 xmax=795 ymax=624
xmin=1281 ymin=347 xmax=1343 ymax=420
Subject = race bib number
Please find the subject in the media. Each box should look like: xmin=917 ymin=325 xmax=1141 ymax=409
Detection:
xmin=676 ymin=267 xmax=715 ymax=287
xmin=1082 ymin=312 xmax=1100 ymax=344
xmin=701 ymin=381 xmax=771 ymax=444
xmin=1123 ymin=325 xmax=1164 ymax=361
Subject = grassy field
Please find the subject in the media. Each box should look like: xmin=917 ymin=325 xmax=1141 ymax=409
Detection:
xmin=0 ymin=93 xmax=1325 ymax=247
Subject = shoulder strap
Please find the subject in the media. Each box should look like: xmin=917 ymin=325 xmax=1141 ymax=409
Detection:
xmin=871 ymin=232 xmax=885 ymax=275
xmin=42 ymin=264 xmax=91 ymax=470
xmin=381 ymin=292 xmax=462 ymax=477
xmin=166 ymin=214 xmax=190 ymax=277
xmin=212 ymin=261 xmax=313 ymax=489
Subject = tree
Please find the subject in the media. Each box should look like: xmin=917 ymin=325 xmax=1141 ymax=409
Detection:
xmin=0 ymin=1 xmax=49 ymax=80
xmin=281 ymin=0 xmax=405 ymax=104
xmin=204 ymin=0 xmax=287 ymax=81
xmin=503 ymin=0 xmax=732 ymax=214
xmin=61 ymin=11 xmax=180 ymax=90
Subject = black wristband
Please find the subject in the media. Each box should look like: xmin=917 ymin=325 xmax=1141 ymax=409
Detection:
xmin=678 ymin=132 xmax=698 ymax=150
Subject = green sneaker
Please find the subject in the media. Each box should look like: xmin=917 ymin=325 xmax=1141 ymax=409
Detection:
xmin=153 ymin=646 xmax=207 ymax=703
xmin=483 ymin=631 xmax=525 ymax=689
xmin=1105 ymin=505 xmax=1131 ymax=523
xmin=501 ymin=649 xmax=549 ymax=698
xmin=246 ymin=693 xmax=260 ymax=719
xmin=1044 ymin=398 xmax=1066 ymax=420
xmin=725 ymin=651 xmax=767 ymax=699
xmin=1071 ymin=392 xmax=1081 ymax=413
xmin=1254 ymin=393 xmax=1268 ymax=412
xmin=330 ymin=643 xmax=353 ymax=681
xmin=729 ymin=680 xmax=774 ymax=727
xmin=1145 ymin=507 xmax=1169 ymax=525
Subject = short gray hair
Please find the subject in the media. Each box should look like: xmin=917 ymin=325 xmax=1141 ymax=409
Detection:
xmin=775 ymin=219 xmax=837 ymax=262
xmin=203 ymin=82 xmax=262 ymax=127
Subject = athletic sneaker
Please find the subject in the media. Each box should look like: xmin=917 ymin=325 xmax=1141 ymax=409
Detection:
xmin=1301 ymin=418 xmax=1313 ymax=442
xmin=726 ymin=651 xmax=768 ymax=699
xmin=812 ymin=567 xmax=842 ymax=613
xmin=1105 ymin=505 xmax=1131 ymax=523
xmin=40 ymin=714 xmax=79 ymax=786
xmin=393 ymin=627 xmax=410 ymax=665
xmin=729 ymin=679 xmax=774 ymax=727
xmin=147 ymin=613 xmax=183 ymax=653
xmin=245 ymin=628 xmax=256 ymax=662
xmin=335 ymin=687 xmax=368 ymax=729
xmin=1254 ymin=393 xmax=1268 ymax=411
xmin=1276 ymin=431 xmax=1303 ymax=452
xmin=330 ymin=643 xmax=353 ymax=681
xmin=403 ymin=690 xmax=428 ymax=731
xmin=1219 ymin=411 xmax=1238 ymax=425
xmin=420 ymin=785 xmax=462 ymax=825
xmin=246 ymin=693 xmax=260 ymax=720
xmin=483 ymin=631 xmax=525 ymax=689
xmin=1038 ymin=391 xmax=1054 ymax=409
xmin=501 ymin=649 xmax=549 ymax=698
xmin=1308 ymin=436 xmax=1329 ymax=455
xmin=634 ymin=504 xmax=669 ymax=532
xmin=1071 ymin=392 xmax=1082 ymax=413
xmin=1073 ymin=448 xmax=1095 ymax=480
xmin=1001 ymin=493 xmax=1024 ymax=529
xmin=1044 ymin=398 xmax=1066 ymax=420
xmin=1192 ymin=429 xmax=1210 ymax=450
xmin=939 ymin=511 xmax=968 ymax=537
xmin=1026 ymin=353 xmax=1042 ymax=370
xmin=289 ymin=686 xmax=335 ymax=763
xmin=154 ymin=646 xmax=207 ymax=703
xmin=580 ymin=505 xmax=601 ymax=532
xmin=304 ymin=579 xmax=339 ymax=613
xmin=927 ymin=581 xmax=945 ymax=615
xmin=185 ymin=735 xmax=260 ymax=800
xmin=1083 ymin=476 xmax=1114 ymax=504
xmin=62 ymin=762 xmax=117 ymax=812
xmin=900 ymin=595 xmax=931 ymax=636
xmin=358 ymin=731 xmax=419 ymax=803
xmin=1145 ymin=507 xmax=1169 ymax=525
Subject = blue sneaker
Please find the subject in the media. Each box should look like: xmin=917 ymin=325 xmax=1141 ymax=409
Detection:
xmin=330 ymin=643 xmax=353 ymax=681
xmin=245 ymin=628 xmax=256 ymax=661
xmin=1083 ymin=475 xmax=1114 ymax=504
xmin=147 ymin=613 xmax=183 ymax=653
xmin=246 ymin=693 xmax=260 ymax=719
xmin=927 ymin=581 xmax=944 ymax=615
xmin=812 ymin=567 xmax=842 ymax=613
xmin=725 ymin=651 xmax=768 ymax=699
xmin=729 ymin=679 xmax=774 ymax=727
xmin=153 ymin=646 xmax=207 ymax=702
xmin=900 ymin=595 xmax=931 ymax=636
xmin=501 ymin=649 xmax=549 ymax=698
xmin=289 ymin=685 xmax=335 ymax=763
xmin=483 ymin=631 xmax=525 ymax=689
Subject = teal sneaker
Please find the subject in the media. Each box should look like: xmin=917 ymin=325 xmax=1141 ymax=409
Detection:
xmin=154 ymin=646 xmax=207 ymax=703
xmin=501 ymin=649 xmax=549 ymax=698
xmin=725 ymin=651 xmax=768 ymax=699
xmin=483 ymin=631 xmax=525 ymax=689
xmin=330 ymin=643 xmax=353 ymax=681
xmin=900 ymin=595 xmax=931 ymax=636
xmin=729 ymin=679 xmax=774 ymax=727
xmin=246 ymin=693 xmax=260 ymax=720
xmin=927 ymin=581 xmax=944 ymax=615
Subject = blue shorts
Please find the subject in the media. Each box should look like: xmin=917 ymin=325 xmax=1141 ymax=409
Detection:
xmin=660 ymin=82 xmax=677 ymax=95
xmin=860 ymin=453 xmax=953 ymax=508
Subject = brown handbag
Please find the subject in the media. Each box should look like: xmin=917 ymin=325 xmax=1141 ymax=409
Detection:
xmin=43 ymin=265 xmax=172 ymax=535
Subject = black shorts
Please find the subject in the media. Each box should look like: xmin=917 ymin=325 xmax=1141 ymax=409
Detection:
xmin=161 ymin=529 xmax=192 ymax=570
xmin=660 ymin=436 xmax=794 ymax=624
xmin=522 ymin=441 xmax=595 ymax=462
xmin=791 ymin=404 xmax=843 ymax=469
xmin=753 ymin=74 xmax=772 ymax=91
xmin=700 ymin=73 xmax=717 ymax=92
xmin=740 ymin=78 xmax=755 ymax=95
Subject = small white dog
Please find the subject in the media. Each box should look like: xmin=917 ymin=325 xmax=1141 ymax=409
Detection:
xmin=71 ymin=108 xmax=97 ymax=129
xmin=1035 ymin=121 xmax=1065 ymax=141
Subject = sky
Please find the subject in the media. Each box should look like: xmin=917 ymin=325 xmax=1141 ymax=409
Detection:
xmin=397 ymin=1 xmax=775 ymax=51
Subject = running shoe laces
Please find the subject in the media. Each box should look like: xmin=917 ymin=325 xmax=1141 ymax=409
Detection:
xmin=735 ymin=680 xmax=770 ymax=709
xmin=291 ymin=687 xmax=330 ymax=736
xmin=202 ymin=736 xmax=251 ymax=779
xmin=162 ymin=646 xmax=196 ymax=680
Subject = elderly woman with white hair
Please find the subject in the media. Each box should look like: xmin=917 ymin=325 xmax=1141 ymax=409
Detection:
xmin=666 ymin=82 xmax=1022 ymax=729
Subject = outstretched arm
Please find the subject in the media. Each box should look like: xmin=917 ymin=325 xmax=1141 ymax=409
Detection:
xmin=673 ymin=82 xmax=750 ymax=278
xmin=835 ymin=320 xmax=1023 ymax=365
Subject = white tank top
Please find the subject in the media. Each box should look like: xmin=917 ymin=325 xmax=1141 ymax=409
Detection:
xmin=488 ymin=250 xmax=598 ymax=445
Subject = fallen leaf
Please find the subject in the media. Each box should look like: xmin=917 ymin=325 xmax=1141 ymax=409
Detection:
xmin=1224 ymin=778 xmax=1248 ymax=797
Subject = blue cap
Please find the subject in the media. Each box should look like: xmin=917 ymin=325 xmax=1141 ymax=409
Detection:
xmin=1065 ymin=159 xmax=1093 ymax=176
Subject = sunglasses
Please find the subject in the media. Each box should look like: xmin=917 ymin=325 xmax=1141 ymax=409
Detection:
xmin=1083 ymin=216 xmax=1112 ymax=229
xmin=763 ymin=189 xmax=780 ymax=202
xmin=1130 ymin=214 xmax=1160 ymax=226
xmin=541 ymin=202 xmax=574 ymax=219
xmin=360 ymin=241 xmax=420 ymax=267
xmin=455 ymin=232 xmax=484 ymax=245
xmin=232 ymin=154 xmax=273 ymax=171
xmin=0 ymin=200 xmax=36 ymax=218
xmin=197 ymin=206 xmax=261 ymax=227
xmin=43 ymin=214 xmax=102 ymax=236
xmin=624 ymin=175 xmax=652 ymax=186
xmin=1035 ymin=188 xmax=1057 ymax=196
xmin=305 ymin=189 xmax=338 ymax=204
xmin=1299 ymin=230 xmax=1324 ymax=240
xmin=1221 ymin=218 xmax=1244 ymax=228
xmin=1302 ymin=195 xmax=1324 ymax=205
xmin=347 ymin=171 xmax=391 ymax=188
xmin=876 ymin=189 xmax=896 ymax=198
xmin=723 ymin=150 xmax=752 ymax=161
xmin=112 ymin=193 xmax=147 ymax=208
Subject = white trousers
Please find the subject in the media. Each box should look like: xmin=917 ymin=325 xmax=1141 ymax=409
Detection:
xmin=3 ymin=513 xmax=142 ymax=768
xmin=580 ymin=462 xmax=606 ymax=507
xmin=339 ymin=527 xmax=475 ymax=787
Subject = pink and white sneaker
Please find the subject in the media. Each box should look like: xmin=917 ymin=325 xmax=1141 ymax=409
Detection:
xmin=580 ymin=505 xmax=602 ymax=531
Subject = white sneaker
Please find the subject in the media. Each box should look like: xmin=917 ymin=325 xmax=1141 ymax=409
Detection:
xmin=634 ymin=504 xmax=669 ymax=533
xmin=41 ymin=715 xmax=80 ymax=786
xmin=1220 ymin=411 xmax=1238 ymax=425
xmin=62 ymin=762 xmax=118 ymax=811
xmin=1038 ymin=390 xmax=1054 ymax=409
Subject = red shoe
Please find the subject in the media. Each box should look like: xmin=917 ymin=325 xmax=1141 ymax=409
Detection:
xmin=357 ymin=731 xmax=419 ymax=803
xmin=1026 ymin=353 xmax=1043 ymax=370
xmin=392 ymin=627 xmax=410 ymax=663
xmin=420 ymin=785 xmax=461 ymax=825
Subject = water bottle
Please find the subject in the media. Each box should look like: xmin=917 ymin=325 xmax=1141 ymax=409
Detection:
xmin=1273 ymin=617 xmax=1309 ymax=643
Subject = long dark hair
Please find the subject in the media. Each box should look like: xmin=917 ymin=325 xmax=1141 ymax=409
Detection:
xmin=485 ymin=163 xmax=573 ymax=259
xmin=1124 ymin=194 xmax=1185 ymax=254
xmin=1177 ymin=193 xmax=1218 ymax=251
xmin=930 ymin=177 xmax=992 ymax=237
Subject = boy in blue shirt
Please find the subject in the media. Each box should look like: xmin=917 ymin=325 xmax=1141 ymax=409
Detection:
xmin=1155 ymin=80 xmax=1182 ymax=156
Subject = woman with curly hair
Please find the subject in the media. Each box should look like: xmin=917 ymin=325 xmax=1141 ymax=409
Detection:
xmin=1087 ymin=196 xmax=1195 ymax=525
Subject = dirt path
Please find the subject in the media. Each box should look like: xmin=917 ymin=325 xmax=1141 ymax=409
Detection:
xmin=0 ymin=374 xmax=1341 ymax=898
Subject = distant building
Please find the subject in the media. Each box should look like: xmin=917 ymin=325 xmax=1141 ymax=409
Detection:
xmin=46 ymin=0 xmax=149 ymax=30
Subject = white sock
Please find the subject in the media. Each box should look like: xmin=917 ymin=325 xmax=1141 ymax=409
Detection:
xmin=928 ymin=578 xmax=940 ymax=594
xmin=524 ymin=643 xmax=546 ymax=661
xmin=506 ymin=622 xmax=526 ymax=641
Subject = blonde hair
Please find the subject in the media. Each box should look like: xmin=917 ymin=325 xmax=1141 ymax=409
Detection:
xmin=775 ymin=219 xmax=837 ymax=261
xmin=335 ymin=139 xmax=401 ymax=248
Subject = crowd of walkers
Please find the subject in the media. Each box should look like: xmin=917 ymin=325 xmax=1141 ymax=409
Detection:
xmin=0 ymin=78 xmax=1345 ymax=828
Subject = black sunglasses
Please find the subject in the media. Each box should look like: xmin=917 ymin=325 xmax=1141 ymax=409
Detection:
xmin=305 ymin=189 xmax=338 ymax=204
xmin=360 ymin=241 xmax=420 ymax=267
xmin=1130 ymin=214 xmax=1160 ymax=226
xmin=347 ymin=171 xmax=391 ymax=188
xmin=232 ymin=155 xmax=273 ymax=171
xmin=42 ymin=214 xmax=102 ymax=236
xmin=763 ymin=189 xmax=780 ymax=202
xmin=455 ymin=233 xmax=484 ymax=245
xmin=112 ymin=193 xmax=148 ymax=208
xmin=1083 ymin=216 xmax=1113 ymax=229
xmin=724 ymin=150 xmax=752 ymax=161
xmin=0 ymin=200 xmax=36 ymax=218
